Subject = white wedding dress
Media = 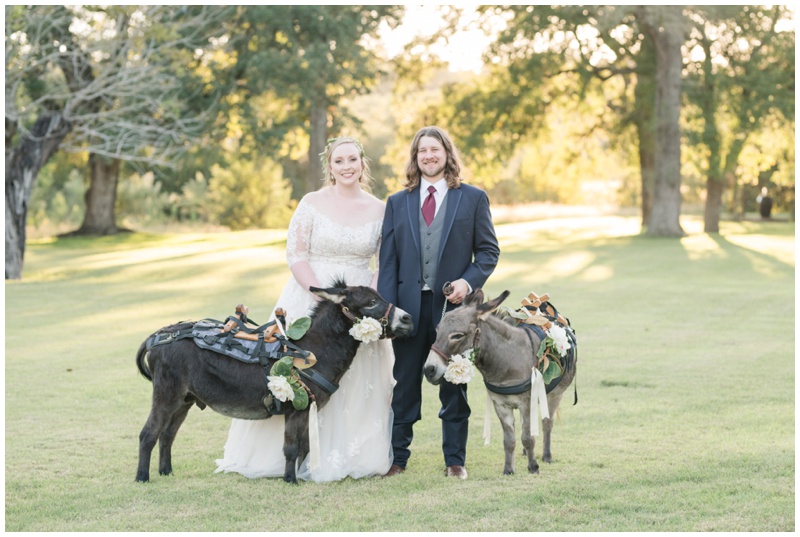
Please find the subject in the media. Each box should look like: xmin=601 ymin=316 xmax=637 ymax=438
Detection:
xmin=215 ymin=195 xmax=395 ymax=482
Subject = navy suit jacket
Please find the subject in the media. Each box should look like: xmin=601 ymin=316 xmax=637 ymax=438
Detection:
xmin=378 ymin=182 xmax=500 ymax=337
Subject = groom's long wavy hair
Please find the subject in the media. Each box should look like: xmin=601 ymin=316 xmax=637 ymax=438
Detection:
xmin=403 ymin=126 xmax=463 ymax=191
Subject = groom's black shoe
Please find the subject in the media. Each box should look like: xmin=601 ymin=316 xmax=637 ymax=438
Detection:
xmin=445 ymin=465 xmax=468 ymax=479
xmin=383 ymin=464 xmax=405 ymax=477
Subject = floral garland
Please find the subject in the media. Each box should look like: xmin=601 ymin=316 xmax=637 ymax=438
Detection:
xmin=267 ymin=355 xmax=310 ymax=410
xmin=266 ymin=315 xmax=313 ymax=410
xmin=266 ymin=315 xmax=383 ymax=409
xmin=536 ymin=323 xmax=572 ymax=385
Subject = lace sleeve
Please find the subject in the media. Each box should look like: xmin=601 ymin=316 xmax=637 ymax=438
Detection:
xmin=286 ymin=198 xmax=313 ymax=267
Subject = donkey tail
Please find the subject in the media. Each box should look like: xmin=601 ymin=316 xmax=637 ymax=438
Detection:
xmin=136 ymin=339 xmax=153 ymax=382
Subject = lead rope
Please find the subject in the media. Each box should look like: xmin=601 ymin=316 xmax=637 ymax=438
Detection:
xmin=441 ymin=281 xmax=454 ymax=320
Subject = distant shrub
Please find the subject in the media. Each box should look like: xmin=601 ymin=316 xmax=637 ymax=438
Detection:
xmin=206 ymin=158 xmax=294 ymax=230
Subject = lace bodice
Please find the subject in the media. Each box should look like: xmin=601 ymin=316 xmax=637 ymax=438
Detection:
xmin=286 ymin=196 xmax=382 ymax=275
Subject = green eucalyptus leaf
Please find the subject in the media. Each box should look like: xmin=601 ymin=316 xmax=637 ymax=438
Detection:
xmin=286 ymin=316 xmax=312 ymax=340
xmin=271 ymin=355 xmax=294 ymax=377
xmin=500 ymin=306 xmax=529 ymax=320
xmin=541 ymin=358 xmax=563 ymax=385
xmin=291 ymin=388 xmax=309 ymax=410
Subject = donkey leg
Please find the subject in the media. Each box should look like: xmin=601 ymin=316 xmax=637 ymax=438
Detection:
xmin=137 ymin=406 xmax=171 ymax=482
xmin=157 ymin=401 xmax=193 ymax=477
xmin=296 ymin=420 xmax=310 ymax=468
xmin=542 ymin=392 xmax=564 ymax=463
xmin=492 ymin=402 xmax=517 ymax=475
xmin=519 ymin=398 xmax=539 ymax=474
xmin=282 ymin=412 xmax=306 ymax=484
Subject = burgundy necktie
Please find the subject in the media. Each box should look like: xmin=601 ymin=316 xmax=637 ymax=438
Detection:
xmin=422 ymin=185 xmax=436 ymax=226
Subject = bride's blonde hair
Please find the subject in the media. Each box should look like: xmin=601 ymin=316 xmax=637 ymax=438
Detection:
xmin=320 ymin=136 xmax=373 ymax=190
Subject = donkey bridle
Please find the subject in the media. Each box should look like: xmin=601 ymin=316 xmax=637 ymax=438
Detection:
xmin=430 ymin=326 xmax=482 ymax=364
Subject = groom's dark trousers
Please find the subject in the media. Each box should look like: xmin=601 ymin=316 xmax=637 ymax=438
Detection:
xmin=390 ymin=290 xmax=470 ymax=468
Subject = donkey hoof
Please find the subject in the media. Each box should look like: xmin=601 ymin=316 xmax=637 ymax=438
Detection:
xmin=528 ymin=465 xmax=539 ymax=474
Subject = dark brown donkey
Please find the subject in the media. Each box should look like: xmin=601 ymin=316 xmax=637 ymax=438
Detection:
xmin=423 ymin=289 xmax=576 ymax=475
xmin=135 ymin=282 xmax=412 ymax=484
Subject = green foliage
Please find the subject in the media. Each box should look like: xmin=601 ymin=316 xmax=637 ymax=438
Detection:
xmin=286 ymin=316 xmax=312 ymax=340
xmin=682 ymin=5 xmax=795 ymax=210
xmin=206 ymin=157 xmax=294 ymax=230
xmin=168 ymin=173 xmax=214 ymax=223
xmin=290 ymin=385 xmax=309 ymax=410
xmin=269 ymin=356 xmax=309 ymax=410
xmin=28 ymin=154 xmax=88 ymax=231
xmin=271 ymin=356 xmax=294 ymax=377
xmin=212 ymin=6 xmax=404 ymax=184
xmin=116 ymin=172 xmax=173 ymax=227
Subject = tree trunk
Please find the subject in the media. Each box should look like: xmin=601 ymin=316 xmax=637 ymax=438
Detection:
xmin=305 ymin=100 xmax=328 ymax=195
xmin=639 ymin=6 xmax=686 ymax=237
xmin=5 ymin=113 xmax=71 ymax=279
xmin=75 ymin=154 xmax=121 ymax=235
xmin=700 ymin=34 xmax=723 ymax=234
xmin=723 ymin=136 xmax=747 ymax=218
xmin=704 ymin=176 xmax=724 ymax=232
xmin=634 ymin=36 xmax=657 ymax=228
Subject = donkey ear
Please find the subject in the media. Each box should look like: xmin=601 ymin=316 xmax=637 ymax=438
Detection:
xmin=464 ymin=288 xmax=484 ymax=306
xmin=477 ymin=290 xmax=510 ymax=320
xmin=310 ymin=286 xmax=346 ymax=304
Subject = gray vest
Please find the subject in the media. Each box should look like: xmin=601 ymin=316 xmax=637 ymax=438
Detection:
xmin=419 ymin=191 xmax=448 ymax=290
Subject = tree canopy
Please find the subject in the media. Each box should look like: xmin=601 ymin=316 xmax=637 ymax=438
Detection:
xmin=6 ymin=5 xmax=795 ymax=279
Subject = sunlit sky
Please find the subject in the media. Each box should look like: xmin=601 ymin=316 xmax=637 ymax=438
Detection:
xmin=381 ymin=4 xmax=795 ymax=73
xmin=378 ymin=5 xmax=496 ymax=73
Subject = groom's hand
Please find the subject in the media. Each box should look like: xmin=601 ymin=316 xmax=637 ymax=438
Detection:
xmin=445 ymin=279 xmax=470 ymax=304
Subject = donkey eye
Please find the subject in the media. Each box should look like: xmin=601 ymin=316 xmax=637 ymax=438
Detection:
xmin=369 ymin=300 xmax=377 ymax=308
xmin=450 ymin=333 xmax=464 ymax=341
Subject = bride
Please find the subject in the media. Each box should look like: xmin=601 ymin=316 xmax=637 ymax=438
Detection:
xmin=215 ymin=136 xmax=395 ymax=482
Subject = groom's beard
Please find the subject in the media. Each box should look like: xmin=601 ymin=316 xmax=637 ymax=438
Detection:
xmin=420 ymin=161 xmax=445 ymax=180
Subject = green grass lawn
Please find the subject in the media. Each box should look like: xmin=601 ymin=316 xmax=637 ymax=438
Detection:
xmin=4 ymin=215 xmax=794 ymax=531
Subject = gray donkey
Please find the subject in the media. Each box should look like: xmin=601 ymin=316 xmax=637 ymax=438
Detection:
xmin=423 ymin=289 xmax=577 ymax=475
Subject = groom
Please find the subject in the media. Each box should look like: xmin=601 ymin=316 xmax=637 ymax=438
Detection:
xmin=378 ymin=126 xmax=500 ymax=479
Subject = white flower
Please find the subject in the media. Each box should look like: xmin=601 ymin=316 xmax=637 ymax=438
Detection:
xmin=349 ymin=317 xmax=383 ymax=343
xmin=444 ymin=354 xmax=476 ymax=384
xmin=267 ymin=375 xmax=295 ymax=402
xmin=547 ymin=323 xmax=571 ymax=357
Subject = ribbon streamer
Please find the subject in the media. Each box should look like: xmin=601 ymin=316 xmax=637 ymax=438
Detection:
xmin=529 ymin=368 xmax=550 ymax=437
xmin=308 ymin=401 xmax=321 ymax=472
xmin=483 ymin=387 xmax=492 ymax=445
